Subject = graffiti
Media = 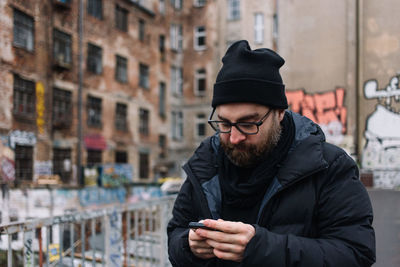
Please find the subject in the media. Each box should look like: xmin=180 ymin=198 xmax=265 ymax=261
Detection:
xmin=286 ymin=88 xmax=347 ymax=144
xmin=129 ymin=186 xmax=163 ymax=203
xmin=78 ymin=187 xmax=126 ymax=207
xmin=100 ymin=164 xmax=133 ymax=188
xmin=107 ymin=210 xmax=122 ymax=267
xmin=24 ymin=231 xmax=34 ymax=267
xmin=36 ymin=82 xmax=45 ymax=135
xmin=8 ymin=130 xmax=36 ymax=149
xmin=364 ymin=75 xmax=400 ymax=105
xmin=34 ymin=161 xmax=52 ymax=176
xmin=84 ymin=166 xmax=99 ymax=186
xmin=362 ymin=74 xmax=400 ymax=189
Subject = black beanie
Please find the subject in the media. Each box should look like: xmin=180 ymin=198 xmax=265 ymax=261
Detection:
xmin=212 ymin=40 xmax=288 ymax=109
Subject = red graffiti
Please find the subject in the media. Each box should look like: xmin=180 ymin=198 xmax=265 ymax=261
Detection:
xmin=286 ymin=88 xmax=347 ymax=133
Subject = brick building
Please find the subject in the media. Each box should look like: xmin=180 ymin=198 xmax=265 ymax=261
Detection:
xmin=0 ymin=0 xmax=223 ymax=186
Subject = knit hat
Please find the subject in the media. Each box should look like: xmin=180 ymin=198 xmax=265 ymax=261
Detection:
xmin=212 ymin=40 xmax=288 ymax=109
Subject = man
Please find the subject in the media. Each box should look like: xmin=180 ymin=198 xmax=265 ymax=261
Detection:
xmin=167 ymin=40 xmax=375 ymax=266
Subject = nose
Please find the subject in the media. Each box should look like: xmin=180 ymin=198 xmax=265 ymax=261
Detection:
xmin=229 ymin=126 xmax=246 ymax=144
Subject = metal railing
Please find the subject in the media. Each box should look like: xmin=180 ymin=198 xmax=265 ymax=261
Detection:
xmin=0 ymin=195 xmax=176 ymax=267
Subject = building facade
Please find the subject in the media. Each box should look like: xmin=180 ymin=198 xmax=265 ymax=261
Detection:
xmin=1 ymin=0 xmax=399 ymax=189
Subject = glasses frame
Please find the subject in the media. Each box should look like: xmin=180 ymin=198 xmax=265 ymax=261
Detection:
xmin=208 ymin=108 xmax=273 ymax=135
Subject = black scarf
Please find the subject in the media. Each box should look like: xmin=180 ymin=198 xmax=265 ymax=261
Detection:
xmin=218 ymin=112 xmax=295 ymax=208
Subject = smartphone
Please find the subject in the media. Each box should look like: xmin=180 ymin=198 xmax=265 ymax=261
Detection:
xmin=188 ymin=222 xmax=216 ymax=231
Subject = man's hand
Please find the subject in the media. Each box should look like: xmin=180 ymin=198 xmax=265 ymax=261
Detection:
xmin=188 ymin=228 xmax=216 ymax=259
xmin=195 ymin=219 xmax=255 ymax=262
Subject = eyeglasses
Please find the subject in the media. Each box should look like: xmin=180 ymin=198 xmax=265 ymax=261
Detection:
xmin=208 ymin=108 xmax=273 ymax=135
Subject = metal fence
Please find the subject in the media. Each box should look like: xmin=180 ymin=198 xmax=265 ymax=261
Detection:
xmin=0 ymin=195 xmax=176 ymax=267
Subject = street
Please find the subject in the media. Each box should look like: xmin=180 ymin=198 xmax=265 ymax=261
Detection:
xmin=369 ymin=189 xmax=400 ymax=267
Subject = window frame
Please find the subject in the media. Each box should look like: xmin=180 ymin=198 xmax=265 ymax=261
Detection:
xmin=139 ymin=63 xmax=150 ymax=89
xmin=13 ymin=9 xmax=34 ymax=51
xmin=115 ymin=4 xmax=128 ymax=32
xmin=194 ymin=68 xmax=206 ymax=96
xmin=139 ymin=19 xmax=146 ymax=42
xmin=139 ymin=151 xmax=149 ymax=179
xmin=53 ymin=29 xmax=72 ymax=66
xmin=13 ymin=75 xmax=36 ymax=121
xmin=254 ymin=13 xmax=264 ymax=44
xmin=115 ymin=55 xmax=128 ymax=83
xmin=194 ymin=26 xmax=206 ymax=50
xmin=115 ymin=102 xmax=128 ymax=131
xmin=170 ymin=23 xmax=183 ymax=52
xmin=87 ymin=0 xmax=103 ymax=19
xmin=52 ymin=87 xmax=72 ymax=128
xmin=195 ymin=113 xmax=207 ymax=139
xmin=171 ymin=110 xmax=183 ymax=140
xmin=159 ymin=82 xmax=166 ymax=118
xmin=227 ymin=0 xmax=240 ymax=20
xmin=87 ymin=95 xmax=102 ymax=128
xmin=87 ymin=43 xmax=103 ymax=74
xmin=139 ymin=108 xmax=150 ymax=136
xmin=171 ymin=66 xmax=183 ymax=97
xmin=15 ymin=145 xmax=34 ymax=182
xmin=53 ymin=148 xmax=72 ymax=183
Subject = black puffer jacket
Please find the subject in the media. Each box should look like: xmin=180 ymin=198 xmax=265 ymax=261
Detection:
xmin=167 ymin=111 xmax=375 ymax=266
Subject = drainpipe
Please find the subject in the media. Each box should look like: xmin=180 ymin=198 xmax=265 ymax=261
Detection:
xmin=77 ymin=0 xmax=84 ymax=186
xmin=355 ymin=0 xmax=363 ymax=163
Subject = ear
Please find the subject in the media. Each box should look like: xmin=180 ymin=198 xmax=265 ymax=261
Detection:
xmin=277 ymin=109 xmax=285 ymax=122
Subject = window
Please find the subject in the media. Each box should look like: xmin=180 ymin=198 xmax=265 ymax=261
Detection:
xmin=171 ymin=66 xmax=183 ymax=96
xmin=53 ymin=148 xmax=72 ymax=183
xmin=139 ymin=108 xmax=149 ymax=135
xmin=115 ymin=103 xmax=127 ymax=131
xmin=172 ymin=111 xmax=183 ymax=140
xmin=194 ymin=69 xmax=206 ymax=96
xmin=87 ymin=43 xmax=102 ymax=74
xmin=139 ymin=19 xmax=145 ymax=41
xmin=53 ymin=29 xmax=72 ymax=66
xmin=254 ymin=13 xmax=264 ymax=44
xmin=15 ymin=145 xmax=33 ymax=182
xmin=13 ymin=75 xmax=35 ymax=120
xmin=88 ymin=0 xmax=102 ymax=19
xmin=115 ymin=5 xmax=128 ymax=32
xmin=195 ymin=114 xmax=206 ymax=138
xmin=273 ymin=13 xmax=279 ymax=48
xmin=170 ymin=24 xmax=183 ymax=51
xmin=13 ymin=9 xmax=34 ymax=51
xmin=87 ymin=149 xmax=102 ymax=166
xmin=159 ymin=82 xmax=166 ymax=117
xmin=139 ymin=63 xmax=149 ymax=89
xmin=159 ymin=0 xmax=166 ymax=14
xmin=115 ymin=55 xmax=128 ymax=83
xmin=115 ymin=151 xmax=128 ymax=163
xmin=194 ymin=26 xmax=206 ymax=50
xmin=159 ymin=35 xmax=165 ymax=61
xmin=194 ymin=0 xmax=206 ymax=7
xmin=87 ymin=96 xmax=102 ymax=127
xmin=171 ymin=0 xmax=182 ymax=10
xmin=159 ymin=135 xmax=167 ymax=158
xmin=228 ymin=0 xmax=240 ymax=20
xmin=53 ymin=88 xmax=72 ymax=128
xmin=139 ymin=151 xmax=149 ymax=179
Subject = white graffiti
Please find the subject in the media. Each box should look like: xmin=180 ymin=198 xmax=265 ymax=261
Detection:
xmin=362 ymin=105 xmax=400 ymax=169
xmin=364 ymin=76 xmax=400 ymax=105
xmin=363 ymin=74 xmax=400 ymax=189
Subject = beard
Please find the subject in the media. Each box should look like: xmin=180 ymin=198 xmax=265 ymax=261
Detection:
xmin=221 ymin=115 xmax=282 ymax=167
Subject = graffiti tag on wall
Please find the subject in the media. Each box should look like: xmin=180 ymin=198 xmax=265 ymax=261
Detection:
xmin=362 ymin=75 xmax=400 ymax=189
xmin=36 ymin=82 xmax=45 ymax=135
xmin=286 ymin=88 xmax=347 ymax=144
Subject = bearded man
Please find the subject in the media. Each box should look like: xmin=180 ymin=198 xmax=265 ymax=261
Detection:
xmin=167 ymin=40 xmax=375 ymax=267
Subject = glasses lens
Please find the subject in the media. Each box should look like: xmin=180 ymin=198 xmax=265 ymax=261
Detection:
xmin=236 ymin=122 xmax=258 ymax=134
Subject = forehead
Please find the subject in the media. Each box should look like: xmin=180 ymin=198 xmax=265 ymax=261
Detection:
xmin=216 ymin=103 xmax=268 ymax=117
